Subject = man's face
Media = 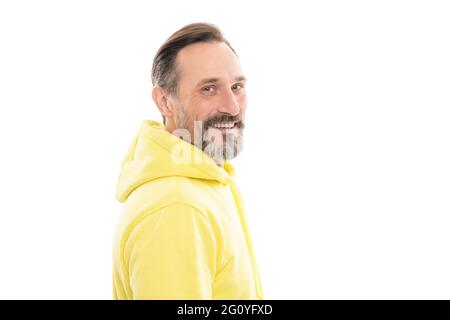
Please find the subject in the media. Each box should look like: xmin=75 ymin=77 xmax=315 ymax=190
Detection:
xmin=168 ymin=41 xmax=247 ymax=164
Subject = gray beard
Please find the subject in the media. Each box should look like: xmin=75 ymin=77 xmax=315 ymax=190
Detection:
xmin=202 ymin=128 xmax=244 ymax=164
xmin=173 ymin=109 xmax=244 ymax=164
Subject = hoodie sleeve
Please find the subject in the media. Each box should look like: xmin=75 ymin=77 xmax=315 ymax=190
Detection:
xmin=124 ymin=203 xmax=217 ymax=299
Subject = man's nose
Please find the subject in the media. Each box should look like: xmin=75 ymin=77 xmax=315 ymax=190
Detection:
xmin=218 ymin=88 xmax=240 ymax=116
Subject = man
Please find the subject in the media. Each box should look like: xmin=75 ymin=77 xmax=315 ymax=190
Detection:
xmin=113 ymin=23 xmax=263 ymax=300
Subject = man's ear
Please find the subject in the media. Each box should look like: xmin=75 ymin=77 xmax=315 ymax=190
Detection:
xmin=152 ymin=86 xmax=174 ymax=119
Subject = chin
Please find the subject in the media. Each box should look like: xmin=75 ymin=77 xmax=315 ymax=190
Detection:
xmin=203 ymin=133 xmax=244 ymax=163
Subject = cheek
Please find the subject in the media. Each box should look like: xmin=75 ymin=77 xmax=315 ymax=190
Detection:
xmin=239 ymin=95 xmax=247 ymax=112
xmin=191 ymin=97 xmax=219 ymax=119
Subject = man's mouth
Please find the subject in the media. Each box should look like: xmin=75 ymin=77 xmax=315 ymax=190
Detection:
xmin=208 ymin=121 xmax=240 ymax=132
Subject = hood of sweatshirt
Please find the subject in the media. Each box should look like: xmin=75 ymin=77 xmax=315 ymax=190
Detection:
xmin=116 ymin=120 xmax=235 ymax=202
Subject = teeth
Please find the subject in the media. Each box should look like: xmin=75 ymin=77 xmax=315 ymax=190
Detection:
xmin=213 ymin=122 xmax=235 ymax=129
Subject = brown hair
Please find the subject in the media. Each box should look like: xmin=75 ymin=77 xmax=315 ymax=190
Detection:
xmin=151 ymin=23 xmax=237 ymax=124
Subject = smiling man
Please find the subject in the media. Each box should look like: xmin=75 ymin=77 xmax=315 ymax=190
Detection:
xmin=113 ymin=23 xmax=263 ymax=300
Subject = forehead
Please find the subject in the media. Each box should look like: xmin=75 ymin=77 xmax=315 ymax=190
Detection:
xmin=176 ymin=41 xmax=243 ymax=86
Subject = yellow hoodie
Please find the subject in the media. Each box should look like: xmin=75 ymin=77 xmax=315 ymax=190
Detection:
xmin=113 ymin=120 xmax=263 ymax=299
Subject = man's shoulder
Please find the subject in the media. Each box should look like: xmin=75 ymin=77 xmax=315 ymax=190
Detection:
xmin=121 ymin=176 xmax=226 ymax=222
xmin=135 ymin=175 xmax=222 ymax=202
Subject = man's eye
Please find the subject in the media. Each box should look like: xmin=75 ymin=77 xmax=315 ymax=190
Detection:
xmin=232 ymin=83 xmax=245 ymax=91
xmin=202 ymin=86 xmax=215 ymax=93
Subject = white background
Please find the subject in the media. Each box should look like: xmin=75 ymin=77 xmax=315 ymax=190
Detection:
xmin=0 ymin=0 xmax=449 ymax=299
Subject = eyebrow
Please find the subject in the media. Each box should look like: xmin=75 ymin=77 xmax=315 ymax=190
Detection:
xmin=196 ymin=75 xmax=247 ymax=87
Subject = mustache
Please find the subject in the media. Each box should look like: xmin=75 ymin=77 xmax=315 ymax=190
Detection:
xmin=203 ymin=114 xmax=244 ymax=129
